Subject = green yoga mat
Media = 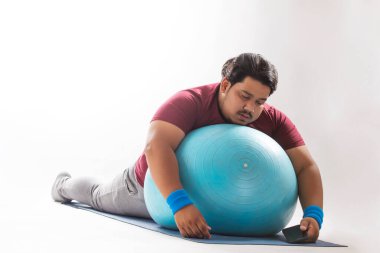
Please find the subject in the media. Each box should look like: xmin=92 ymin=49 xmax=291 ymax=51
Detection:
xmin=63 ymin=202 xmax=346 ymax=247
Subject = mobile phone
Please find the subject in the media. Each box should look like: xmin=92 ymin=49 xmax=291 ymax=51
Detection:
xmin=282 ymin=225 xmax=308 ymax=243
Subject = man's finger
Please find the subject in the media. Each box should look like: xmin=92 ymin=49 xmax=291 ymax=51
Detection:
xmin=188 ymin=222 xmax=203 ymax=238
xmin=300 ymin=218 xmax=320 ymax=243
xmin=300 ymin=219 xmax=310 ymax=232
xmin=196 ymin=221 xmax=211 ymax=239
xmin=179 ymin=225 xmax=190 ymax=238
xmin=304 ymin=225 xmax=315 ymax=242
xmin=306 ymin=223 xmax=319 ymax=243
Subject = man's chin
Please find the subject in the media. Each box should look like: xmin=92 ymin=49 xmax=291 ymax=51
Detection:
xmin=230 ymin=119 xmax=249 ymax=126
xmin=225 ymin=116 xmax=252 ymax=125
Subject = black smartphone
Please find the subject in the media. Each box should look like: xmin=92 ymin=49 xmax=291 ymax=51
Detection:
xmin=282 ymin=225 xmax=309 ymax=243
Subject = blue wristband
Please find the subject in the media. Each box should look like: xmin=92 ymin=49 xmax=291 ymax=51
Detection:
xmin=303 ymin=205 xmax=324 ymax=229
xmin=166 ymin=189 xmax=193 ymax=215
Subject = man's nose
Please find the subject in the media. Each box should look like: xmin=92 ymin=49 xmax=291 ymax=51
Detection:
xmin=243 ymin=103 xmax=255 ymax=113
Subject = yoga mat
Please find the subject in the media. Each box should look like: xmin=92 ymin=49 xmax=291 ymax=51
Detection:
xmin=63 ymin=202 xmax=346 ymax=247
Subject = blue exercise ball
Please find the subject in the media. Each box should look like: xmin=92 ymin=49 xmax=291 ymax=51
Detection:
xmin=144 ymin=124 xmax=298 ymax=236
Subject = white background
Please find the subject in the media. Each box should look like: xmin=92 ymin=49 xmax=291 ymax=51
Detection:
xmin=1 ymin=1 xmax=379 ymax=252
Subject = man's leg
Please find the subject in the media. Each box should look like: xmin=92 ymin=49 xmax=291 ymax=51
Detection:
xmin=51 ymin=166 xmax=151 ymax=219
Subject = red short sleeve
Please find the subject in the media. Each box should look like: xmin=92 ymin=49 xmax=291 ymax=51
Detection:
xmin=271 ymin=109 xmax=305 ymax=150
xmin=150 ymin=90 xmax=200 ymax=134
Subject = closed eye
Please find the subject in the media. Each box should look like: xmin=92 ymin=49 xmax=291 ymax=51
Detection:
xmin=241 ymin=94 xmax=250 ymax=100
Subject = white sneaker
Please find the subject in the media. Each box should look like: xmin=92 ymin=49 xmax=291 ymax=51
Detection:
xmin=51 ymin=172 xmax=72 ymax=203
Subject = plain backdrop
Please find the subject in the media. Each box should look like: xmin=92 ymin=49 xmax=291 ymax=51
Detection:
xmin=0 ymin=1 xmax=379 ymax=252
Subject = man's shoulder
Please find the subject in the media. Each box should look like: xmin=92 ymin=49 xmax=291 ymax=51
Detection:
xmin=173 ymin=83 xmax=219 ymax=105
xmin=257 ymin=103 xmax=290 ymax=125
xmin=263 ymin=103 xmax=287 ymax=116
xmin=181 ymin=83 xmax=220 ymax=96
xmin=262 ymin=103 xmax=277 ymax=116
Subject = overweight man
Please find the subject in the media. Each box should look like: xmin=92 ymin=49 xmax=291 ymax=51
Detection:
xmin=51 ymin=53 xmax=324 ymax=242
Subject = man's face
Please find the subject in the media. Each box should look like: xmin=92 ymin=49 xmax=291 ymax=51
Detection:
xmin=218 ymin=76 xmax=271 ymax=125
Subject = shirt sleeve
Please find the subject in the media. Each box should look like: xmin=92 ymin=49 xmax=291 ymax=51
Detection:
xmin=150 ymin=90 xmax=200 ymax=134
xmin=271 ymin=109 xmax=305 ymax=150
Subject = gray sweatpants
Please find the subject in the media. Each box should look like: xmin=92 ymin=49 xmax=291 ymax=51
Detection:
xmin=59 ymin=165 xmax=152 ymax=219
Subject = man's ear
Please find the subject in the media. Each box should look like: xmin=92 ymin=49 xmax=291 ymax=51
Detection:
xmin=220 ymin=78 xmax=231 ymax=94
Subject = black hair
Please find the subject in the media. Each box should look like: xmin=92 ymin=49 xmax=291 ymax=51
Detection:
xmin=221 ymin=53 xmax=278 ymax=95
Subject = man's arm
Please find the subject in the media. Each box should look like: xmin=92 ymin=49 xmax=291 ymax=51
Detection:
xmin=144 ymin=120 xmax=185 ymax=198
xmin=144 ymin=120 xmax=211 ymax=239
xmin=286 ymin=145 xmax=323 ymax=242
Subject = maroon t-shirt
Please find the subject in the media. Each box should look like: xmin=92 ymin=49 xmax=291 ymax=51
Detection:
xmin=135 ymin=83 xmax=305 ymax=187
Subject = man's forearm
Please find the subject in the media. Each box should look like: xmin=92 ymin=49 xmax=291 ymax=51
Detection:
xmin=297 ymin=164 xmax=324 ymax=210
xmin=145 ymin=141 xmax=183 ymax=199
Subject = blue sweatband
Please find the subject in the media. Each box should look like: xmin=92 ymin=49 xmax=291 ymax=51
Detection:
xmin=166 ymin=189 xmax=193 ymax=215
xmin=303 ymin=205 xmax=324 ymax=229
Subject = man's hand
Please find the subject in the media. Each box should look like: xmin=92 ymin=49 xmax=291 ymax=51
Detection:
xmin=299 ymin=217 xmax=320 ymax=243
xmin=174 ymin=204 xmax=212 ymax=239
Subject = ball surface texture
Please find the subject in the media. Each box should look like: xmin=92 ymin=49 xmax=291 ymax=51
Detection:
xmin=144 ymin=124 xmax=298 ymax=236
